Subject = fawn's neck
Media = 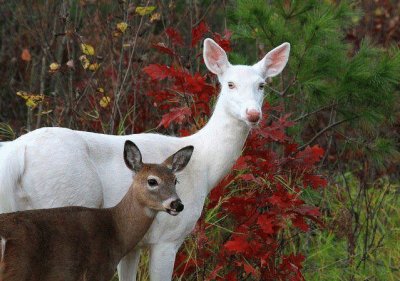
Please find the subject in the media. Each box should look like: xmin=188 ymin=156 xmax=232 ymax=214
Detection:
xmin=110 ymin=184 xmax=155 ymax=257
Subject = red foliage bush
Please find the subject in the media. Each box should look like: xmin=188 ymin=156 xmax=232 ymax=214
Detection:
xmin=143 ymin=22 xmax=326 ymax=280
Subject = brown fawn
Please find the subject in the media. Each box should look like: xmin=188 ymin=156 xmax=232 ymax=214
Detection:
xmin=0 ymin=140 xmax=193 ymax=281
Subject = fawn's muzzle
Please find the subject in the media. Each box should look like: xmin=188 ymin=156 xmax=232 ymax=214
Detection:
xmin=170 ymin=199 xmax=184 ymax=212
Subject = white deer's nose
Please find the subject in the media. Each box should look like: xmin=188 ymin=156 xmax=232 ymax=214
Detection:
xmin=246 ymin=108 xmax=261 ymax=123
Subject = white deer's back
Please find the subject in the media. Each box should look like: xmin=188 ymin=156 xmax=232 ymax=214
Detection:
xmin=11 ymin=126 xmax=209 ymax=243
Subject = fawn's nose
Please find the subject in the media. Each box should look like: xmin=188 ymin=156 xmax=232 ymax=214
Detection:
xmin=170 ymin=199 xmax=184 ymax=212
xmin=246 ymin=109 xmax=261 ymax=123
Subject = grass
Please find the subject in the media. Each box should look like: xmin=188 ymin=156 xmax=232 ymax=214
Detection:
xmin=301 ymin=175 xmax=400 ymax=281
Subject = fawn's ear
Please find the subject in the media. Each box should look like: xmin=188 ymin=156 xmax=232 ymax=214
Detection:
xmin=124 ymin=140 xmax=143 ymax=173
xmin=163 ymin=146 xmax=194 ymax=173
xmin=203 ymin=38 xmax=231 ymax=76
xmin=253 ymin=42 xmax=290 ymax=78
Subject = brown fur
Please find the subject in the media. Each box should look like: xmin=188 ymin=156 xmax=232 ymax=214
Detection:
xmin=0 ymin=165 xmax=178 ymax=281
xmin=0 ymin=207 xmax=118 ymax=281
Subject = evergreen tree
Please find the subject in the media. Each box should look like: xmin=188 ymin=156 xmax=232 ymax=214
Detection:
xmin=229 ymin=0 xmax=400 ymax=171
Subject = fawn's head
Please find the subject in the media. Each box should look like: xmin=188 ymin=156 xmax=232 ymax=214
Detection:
xmin=123 ymin=141 xmax=193 ymax=216
xmin=203 ymin=38 xmax=290 ymax=126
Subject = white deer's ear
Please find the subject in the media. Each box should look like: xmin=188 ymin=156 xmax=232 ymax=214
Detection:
xmin=253 ymin=42 xmax=290 ymax=78
xmin=203 ymin=38 xmax=231 ymax=76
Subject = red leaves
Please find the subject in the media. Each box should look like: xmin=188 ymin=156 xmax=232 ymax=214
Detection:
xmin=238 ymin=173 xmax=256 ymax=181
xmin=255 ymin=113 xmax=294 ymax=142
xmin=143 ymin=64 xmax=174 ymax=80
xmin=278 ymin=254 xmax=306 ymax=281
xmin=257 ymin=214 xmax=275 ymax=235
xmin=224 ymin=235 xmax=251 ymax=253
xmin=294 ymin=145 xmax=324 ymax=168
xmin=291 ymin=215 xmax=309 ymax=232
xmin=223 ymin=194 xmax=257 ymax=219
xmin=303 ymin=174 xmax=328 ymax=189
xmin=165 ymin=27 xmax=184 ymax=46
xmin=158 ymin=107 xmax=191 ymax=128
xmin=242 ymin=263 xmax=259 ymax=279
xmin=293 ymin=205 xmax=321 ymax=218
xmin=152 ymin=43 xmax=175 ymax=56
xmin=143 ymin=63 xmax=216 ymax=129
xmin=213 ymin=30 xmax=232 ymax=52
xmin=268 ymin=186 xmax=298 ymax=209
xmin=191 ymin=21 xmax=209 ymax=46
xmin=200 ymin=102 xmax=326 ymax=280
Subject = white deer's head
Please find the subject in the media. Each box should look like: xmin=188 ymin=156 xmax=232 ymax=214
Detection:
xmin=203 ymin=38 xmax=290 ymax=126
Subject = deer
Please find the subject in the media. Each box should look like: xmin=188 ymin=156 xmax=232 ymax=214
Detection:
xmin=0 ymin=38 xmax=290 ymax=281
xmin=0 ymin=140 xmax=193 ymax=281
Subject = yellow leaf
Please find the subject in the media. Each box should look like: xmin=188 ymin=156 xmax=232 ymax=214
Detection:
xmin=117 ymin=22 xmax=128 ymax=33
xmin=16 ymin=91 xmax=29 ymax=100
xmin=135 ymin=6 xmax=156 ymax=16
xmin=30 ymin=94 xmax=44 ymax=102
xmin=97 ymin=87 xmax=104 ymax=93
xmin=89 ymin=63 xmax=100 ymax=71
xmin=150 ymin=12 xmax=161 ymax=22
xmin=16 ymin=91 xmax=44 ymax=108
xmin=25 ymin=99 xmax=37 ymax=108
xmin=81 ymin=43 xmax=95 ymax=56
xmin=49 ymin=62 xmax=60 ymax=72
xmin=99 ymin=96 xmax=111 ymax=108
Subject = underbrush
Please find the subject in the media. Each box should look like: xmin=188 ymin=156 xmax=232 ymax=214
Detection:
xmin=302 ymin=175 xmax=400 ymax=281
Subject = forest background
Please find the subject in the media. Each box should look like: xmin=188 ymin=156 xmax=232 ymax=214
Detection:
xmin=0 ymin=0 xmax=399 ymax=280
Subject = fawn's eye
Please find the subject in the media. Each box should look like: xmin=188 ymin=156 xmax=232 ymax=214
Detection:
xmin=147 ymin=178 xmax=158 ymax=187
xmin=258 ymin=83 xmax=265 ymax=90
xmin=228 ymin=82 xmax=236 ymax=89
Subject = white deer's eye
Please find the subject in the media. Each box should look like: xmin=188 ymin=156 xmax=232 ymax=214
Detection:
xmin=258 ymin=83 xmax=265 ymax=90
xmin=228 ymin=82 xmax=236 ymax=89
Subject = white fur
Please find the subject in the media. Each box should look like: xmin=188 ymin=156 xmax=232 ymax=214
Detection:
xmin=144 ymin=207 xmax=156 ymax=218
xmin=0 ymin=142 xmax=25 ymax=213
xmin=0 ymin=236 xmax=6 ymax=262
xmin=0 ymin=38 xmax=290 ymax=281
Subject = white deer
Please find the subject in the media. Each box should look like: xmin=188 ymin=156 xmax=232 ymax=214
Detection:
xmin=0 ymin=38 xmax=290 ymax=281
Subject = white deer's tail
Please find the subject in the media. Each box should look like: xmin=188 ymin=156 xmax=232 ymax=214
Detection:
xmin=0 ymin=141 xmax=25 ymax=213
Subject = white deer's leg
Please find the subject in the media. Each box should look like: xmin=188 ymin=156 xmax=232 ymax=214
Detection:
xmin=117 ymin=248 xmax=141 ymax=281
xmin=149 ymin=242 xmax=181 ymax=281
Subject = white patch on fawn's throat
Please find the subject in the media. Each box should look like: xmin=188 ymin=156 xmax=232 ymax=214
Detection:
xmin=144 ymin=207 xmax=156 ymax=218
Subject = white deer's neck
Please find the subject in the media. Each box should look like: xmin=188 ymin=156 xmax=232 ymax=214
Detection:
xmin=188 ymin=95 xmax=250 ymax=192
